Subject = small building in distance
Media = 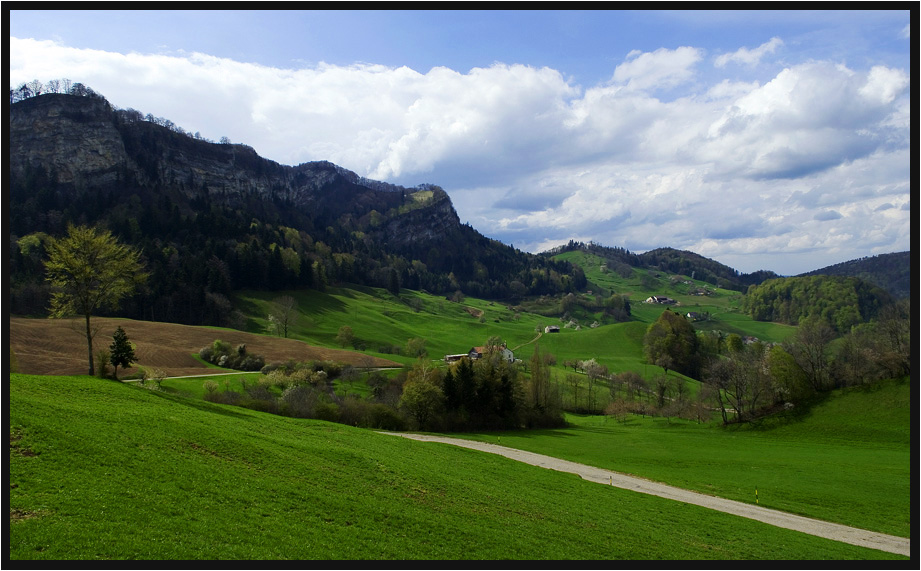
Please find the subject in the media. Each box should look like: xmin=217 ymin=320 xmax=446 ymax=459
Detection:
xmin=444 ymin=344 xmax=514 ymax=363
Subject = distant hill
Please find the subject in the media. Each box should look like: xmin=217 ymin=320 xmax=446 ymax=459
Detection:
xmin=543 ymin=241 xmax=780 ymax=292
xmin=798 ymin=251 xmax=910 ymax=299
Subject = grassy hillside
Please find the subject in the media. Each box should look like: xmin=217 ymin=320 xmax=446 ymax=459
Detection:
xmin=8 ymin=373 xmax=905 ymax=560
xmin=553 ymin=250 xmax=797 ymax=343
xmin=236 ymin=283 xmax=705 ymax=375
xmin=448 ymin=377 xmax=911 ymax=538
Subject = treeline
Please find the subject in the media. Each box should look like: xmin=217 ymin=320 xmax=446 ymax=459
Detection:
xmin=9 ymin=184 xmax=581 ymax=325
xmin=11 ymin=78 xmax=230 ymax=143
xmin=742 ymin=275 xmax=892 ymax=333
xmin=202 ymin=345 xmax=566 ymax=432
xmin=10 ymin=78 xmax=106 ymax=103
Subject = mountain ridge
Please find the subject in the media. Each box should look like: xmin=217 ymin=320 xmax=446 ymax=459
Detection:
xmin=9 ymin=89 xmax=909 ymax=325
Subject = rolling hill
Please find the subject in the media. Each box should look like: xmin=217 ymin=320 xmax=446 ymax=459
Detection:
xmin=8 ymin=372 xmax=908 ymax=560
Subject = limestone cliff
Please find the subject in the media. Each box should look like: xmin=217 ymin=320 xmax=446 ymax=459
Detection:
xmin=9 ymin=92 xmax=460 ymax=238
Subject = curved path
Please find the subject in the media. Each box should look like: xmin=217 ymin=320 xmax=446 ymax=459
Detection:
xmin=382 ymin=433 xmax=910 ymax=558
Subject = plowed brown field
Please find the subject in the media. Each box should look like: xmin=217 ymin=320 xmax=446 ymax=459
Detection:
xmin=9 ymin=316 xmax=400 ymax=377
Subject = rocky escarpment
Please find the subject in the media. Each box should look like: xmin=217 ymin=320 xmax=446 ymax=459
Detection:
xmin=8 ymin=94 xmax=127 ymax=187
xmin=8 ymin=93 xmax=457 ymax=233
xmin=373 ymin=188 xmax=462 ymax=248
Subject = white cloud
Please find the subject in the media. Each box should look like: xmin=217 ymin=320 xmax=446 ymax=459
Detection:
xmin=714 ymin=37 xmax=783 ymax=67
xmin=8 ymin=36 xmax=910 ymax=275
xmin=611 ymin=46 xmax=703 ymax=91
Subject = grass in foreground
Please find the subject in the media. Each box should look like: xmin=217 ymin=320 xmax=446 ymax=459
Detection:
xmin=443 ymin=377 xmax=911 ymax=538
xmin=8 ymin=374 xmax=904 ymax=560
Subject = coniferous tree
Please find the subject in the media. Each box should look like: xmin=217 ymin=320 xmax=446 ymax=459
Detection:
xmin=109 ymin=326 xmax=136 ymax=380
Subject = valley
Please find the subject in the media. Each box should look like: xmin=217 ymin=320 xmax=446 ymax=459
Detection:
xmin=7 ymin=88 xmax=911 ymax=562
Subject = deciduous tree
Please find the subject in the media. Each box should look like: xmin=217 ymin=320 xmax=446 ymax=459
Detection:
xmin=45 ymin=224 xmax=147 ymax=375
xmin=643 ymin=309 xmax=699 ymax=378
xmin=335 ymin=325 xmax=354 ymax=348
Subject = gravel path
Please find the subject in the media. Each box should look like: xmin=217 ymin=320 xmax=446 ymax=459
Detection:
xmin=383 ymin=433 xmax=910 ymax=557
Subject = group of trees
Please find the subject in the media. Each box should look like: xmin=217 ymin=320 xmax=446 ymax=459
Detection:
xmin=400 ymin=345 xmax=564 ymax=431
xmin=10 ymin=78 xmax=98 ymax=103
xmin=641 ymin=298 xmax=910 ymax=425
xmin=199 ymin=344 xmax=565 ymax=432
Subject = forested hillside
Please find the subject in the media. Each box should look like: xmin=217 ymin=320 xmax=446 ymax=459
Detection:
xmin=741 ymin=275 xmax=892 ymax=332
xmin=9 ymin=88 xmax=581 ymax=325
xmin=544 ymin=241 xmax=780 ymax=292
xmin=798 ymin=251 xmax=910 ymax=299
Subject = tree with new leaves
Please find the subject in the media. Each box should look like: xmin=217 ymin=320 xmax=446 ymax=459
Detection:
xmin=643 ymin=309 xmax=699 ymax=378
xmin=335 ymin=325 xmax=354 ymax=348
xmin=109 ymin=326 xmax=136 ymax=380
xmin=45 ymin=225 xmax=147 ymax=375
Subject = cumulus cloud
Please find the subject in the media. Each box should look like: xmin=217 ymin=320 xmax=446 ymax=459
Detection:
xmin=611 ymin=46 xmax=703 ymax=91
xmin=714 ymin=37 xmax=783 ymax=67
xmin=8 ymin=36 xmax=910 ymax=275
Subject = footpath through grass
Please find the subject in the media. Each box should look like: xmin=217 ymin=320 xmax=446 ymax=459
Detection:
xmin=8 ymin=374 xmax=905 ymax=560
xmin=443 ymin=377 xmax=911 ymax=538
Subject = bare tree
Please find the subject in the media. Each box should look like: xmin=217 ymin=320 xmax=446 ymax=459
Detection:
xmin=581 ymin=359 xmax=608 ymax=413
xmin=268 ymin=295 xmax=299 ymax=338
xmin=27 ymin=79 xmax=44 ymax=97
xmin=566 ymin=373 xmax=582 ymax=410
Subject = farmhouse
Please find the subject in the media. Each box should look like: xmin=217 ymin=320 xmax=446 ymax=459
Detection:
xmin=444 ymin=344 xmax=515 ymax=363
xmin=645 ymin=295 xmax=676 ymax=304
xmin=545 ymin=325 xmax=560 ymax=333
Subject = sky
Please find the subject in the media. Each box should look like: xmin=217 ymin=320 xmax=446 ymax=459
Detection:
xmin=9 ymin=9 xmax=913 ymax=275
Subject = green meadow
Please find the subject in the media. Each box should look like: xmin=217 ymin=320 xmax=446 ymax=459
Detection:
xmin=8 ymin=373 xmax=907 ymax=560
xmin=445 ymin=377 xmax=911 ymax=538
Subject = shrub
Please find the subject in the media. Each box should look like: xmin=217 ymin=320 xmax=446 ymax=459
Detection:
xmin=238 ymin=354 xmax=265 ymax=371
xmin=281 ymin=384 xmax=320 ymax=418
xmin=200 ymin=339 xmax=264 ymax=371
xmin=314 ymin=401 xmax=340 ymax=423
xmin=142 ymin=367 xmax=167 ymax=389
xmin=95 ymin=348 xmax=111 ymax=379
xmin=365 ymin=403 xmax=407 ymax=431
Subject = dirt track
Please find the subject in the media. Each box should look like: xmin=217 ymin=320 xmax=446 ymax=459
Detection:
xmin=384 ymin=433 xmax=911 ymax=558
xmin=9 ymin=316 xmax=400 ymax=377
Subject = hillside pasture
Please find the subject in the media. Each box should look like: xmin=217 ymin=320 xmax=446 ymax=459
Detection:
xmin=9 ymin=316 xmax=400 ymax=378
